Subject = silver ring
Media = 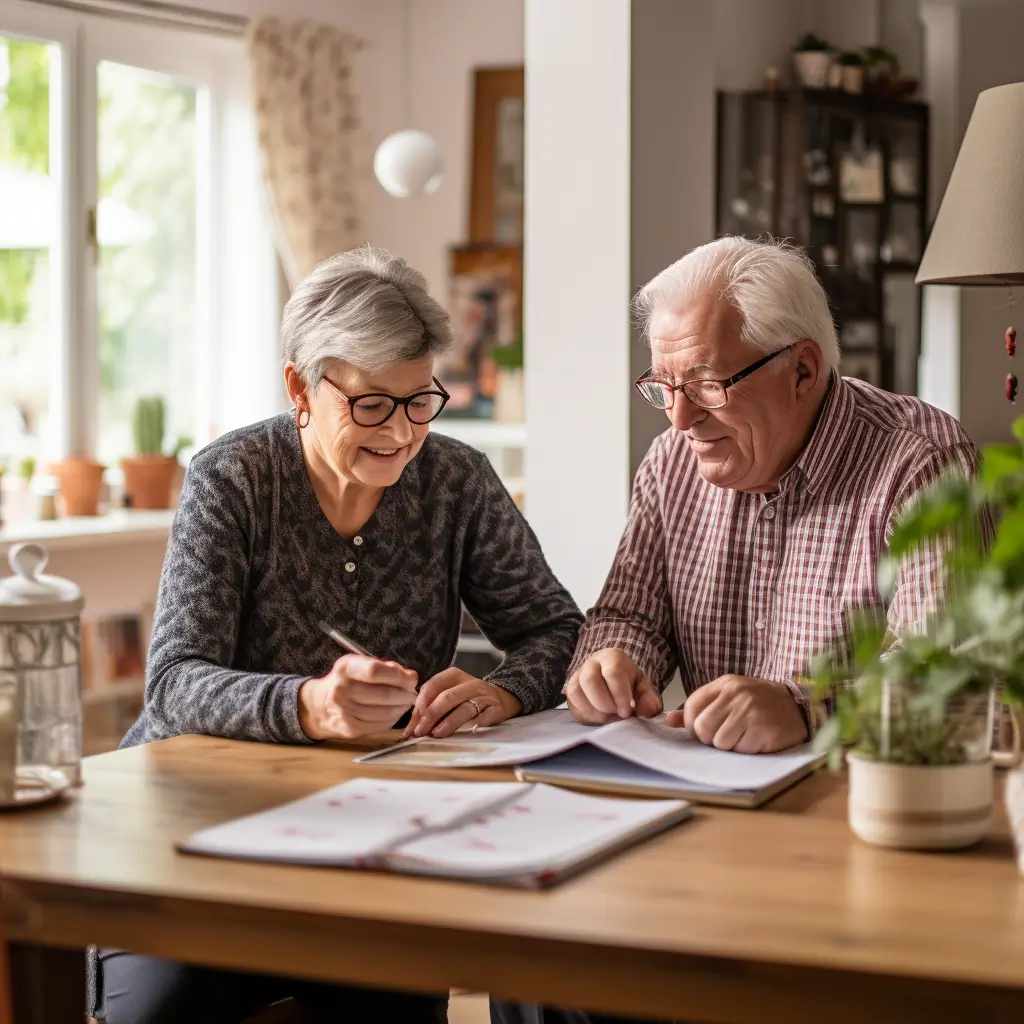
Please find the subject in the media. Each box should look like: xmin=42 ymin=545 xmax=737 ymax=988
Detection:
xmin=467 ymin=698 xmax=482 ymax=716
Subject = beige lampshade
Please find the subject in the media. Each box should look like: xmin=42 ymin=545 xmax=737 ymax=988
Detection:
xmin=916 ymin=81 xmax=1024 ymax=286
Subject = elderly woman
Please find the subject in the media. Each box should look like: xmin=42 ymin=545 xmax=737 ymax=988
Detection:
xmin=93 ymin=247 xmax=583 ymax=1024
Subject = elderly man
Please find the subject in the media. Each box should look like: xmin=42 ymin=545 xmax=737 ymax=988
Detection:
xmin=492 ymin=238 xmax=980 ymax=1024
xmin=560 ymin=235 xmax=979 ymax=753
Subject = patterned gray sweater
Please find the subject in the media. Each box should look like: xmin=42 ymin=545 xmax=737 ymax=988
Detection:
xmin=121 ymin=413 xmax=583 ymax=747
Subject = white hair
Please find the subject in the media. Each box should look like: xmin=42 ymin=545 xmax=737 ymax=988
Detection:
xmin=633 ymin=236 xmax=840 ymax=372
xmin=281 ymin=245 xmax=453 ymax=385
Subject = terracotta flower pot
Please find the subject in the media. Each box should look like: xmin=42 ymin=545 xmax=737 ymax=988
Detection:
xmin=120 ymin=455 xmax=178 ymax=510
xmin=49 ymin=458 xmax=106 ymax=518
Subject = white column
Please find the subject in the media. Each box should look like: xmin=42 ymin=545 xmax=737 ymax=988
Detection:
xmin=524 ymin=0 xmax=633 ymax=610
xmin=524 ymin=0 xmax=715 ymax=610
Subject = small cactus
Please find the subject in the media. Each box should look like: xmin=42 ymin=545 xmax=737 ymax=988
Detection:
xmin=132 ymin=396 xmax=165 ymax=455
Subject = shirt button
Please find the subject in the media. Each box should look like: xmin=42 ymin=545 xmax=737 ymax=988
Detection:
xmin=755 ymin=618 xmax=766 ymax=630
xmin=764 ymin=507 xmax=776 ymax=521
xmin=345 ymin=562 xmax=356 ymax=573
xmin=353 ymin=536 xmax=364 ymax=546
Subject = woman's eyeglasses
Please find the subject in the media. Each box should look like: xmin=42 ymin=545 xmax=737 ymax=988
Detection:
xmin=319 ymin=376 xmax=451 ymax=427
xmin=634 ymin=345 xmax=794 ymax=411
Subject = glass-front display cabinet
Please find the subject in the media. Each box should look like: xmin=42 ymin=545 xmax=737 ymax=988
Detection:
xmin=716 ymin=88 xmax=928 ymax=395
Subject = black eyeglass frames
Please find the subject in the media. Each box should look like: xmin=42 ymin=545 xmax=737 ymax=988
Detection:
xmin=634 ymin=344 xmax=795 ymax=411
xmin=319 ymin=376 xmax=451 ymax=427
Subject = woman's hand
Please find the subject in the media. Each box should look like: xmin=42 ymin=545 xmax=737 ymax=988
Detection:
xmin=298 ymin=655 xmax=418 ymax=740
xmin=402 ymin=667 xmax=522 ymax=739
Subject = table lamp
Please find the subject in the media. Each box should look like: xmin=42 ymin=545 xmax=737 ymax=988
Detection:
xmin=916 ymin=81 xmax=1024 ymax=402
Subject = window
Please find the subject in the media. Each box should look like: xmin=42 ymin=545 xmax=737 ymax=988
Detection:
xmin=0 ymin=1 xmax=278 ymax=472
xmin=0 ymin=31 xmax=58 ymax=458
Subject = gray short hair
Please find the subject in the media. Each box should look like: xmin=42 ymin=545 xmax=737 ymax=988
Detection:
xmin=282 ymin=245 xmax=454 ymax=384
xmin=633 ymin=236 xmax=840 ymax=372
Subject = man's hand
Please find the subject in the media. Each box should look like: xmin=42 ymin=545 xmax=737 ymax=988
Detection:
xmin=665 ymin=675 xmax=806 ymax=753
xmin=564 ymin=648 xmax=662 ymax=725
xmin=403 ymin=667 xmax=522 ymax=739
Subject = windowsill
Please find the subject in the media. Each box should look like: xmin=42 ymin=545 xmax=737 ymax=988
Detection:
xmin=0 ymin=509 xmax=176 ymax=553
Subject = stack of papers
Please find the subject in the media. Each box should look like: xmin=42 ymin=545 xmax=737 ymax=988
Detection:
xmin=357 ymin=709 xmax=822 ymax=807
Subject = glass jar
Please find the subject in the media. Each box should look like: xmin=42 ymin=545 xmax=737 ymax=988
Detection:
xmin=0 ymin=542 xmax=84 ymax=806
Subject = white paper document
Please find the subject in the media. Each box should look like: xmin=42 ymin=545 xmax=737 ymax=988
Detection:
xmin=180 ymin=777 xmax=691 ymax=886
xmin=357 ymin=709 xmax=821 ymax=799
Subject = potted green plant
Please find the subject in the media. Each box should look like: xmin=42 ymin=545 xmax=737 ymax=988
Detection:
xmin=862 ymin=44 xmax=899 ymax=86
xmin=791 ymin=32 xmax=833 ymax=89
xmin=836 ymin=51 xmax=865 ymax=93
xmin=120 ymin=397 xmax=191 ymax=510
xmin=13 ymin=456 xmax=36 ymax=522
xmin=492 ymin=335 xmax=524 ymax=423
xmin=809 ymin=421 xmax=1024 ymax=858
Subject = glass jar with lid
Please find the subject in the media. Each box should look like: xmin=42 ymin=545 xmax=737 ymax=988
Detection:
xmin=0 ymin=542 xmax=84 ymax=807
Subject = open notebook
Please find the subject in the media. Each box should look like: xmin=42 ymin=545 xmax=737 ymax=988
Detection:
xmin=357 ymin=709 xmax=823 ymax=808
xmin=179 ymin=778 xmax=692 ymax=888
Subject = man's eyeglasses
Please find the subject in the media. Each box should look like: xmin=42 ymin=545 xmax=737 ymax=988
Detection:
xmin=319 ymin=376 xmax=451 ymax=427
xmin=634 ymin=344 xmax=795 ymax=411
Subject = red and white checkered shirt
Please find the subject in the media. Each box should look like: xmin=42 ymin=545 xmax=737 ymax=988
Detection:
xmin=569 ymin=377 xmax=982 ymax=724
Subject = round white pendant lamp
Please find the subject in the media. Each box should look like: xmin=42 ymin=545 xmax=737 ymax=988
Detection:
xmin=374 ymin=130 xmax=443 ymax=198
xmin=373 ymin=0 xmax=443 ymax=198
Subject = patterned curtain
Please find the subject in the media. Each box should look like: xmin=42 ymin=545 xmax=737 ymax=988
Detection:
xmin=247 ymin=18 xmax=365 ymax=288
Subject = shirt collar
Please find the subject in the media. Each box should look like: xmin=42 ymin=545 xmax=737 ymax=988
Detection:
xmin=780 ymin=373 xmax=856 ymax=497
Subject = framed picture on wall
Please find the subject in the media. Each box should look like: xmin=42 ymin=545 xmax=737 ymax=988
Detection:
xmin=469 ymin=66 xmax=524 ymax=244
xmin=438 ymin=244 xmax=522 ymax=418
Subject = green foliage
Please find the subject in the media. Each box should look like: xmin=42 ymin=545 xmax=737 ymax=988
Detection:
xmin=0 ymin=249 xmax=38 ymax=323
xmin=96 ymin=64 xmax=197 ymax=449
xmin=809 ymin=416 xmax=1024 ymax=766
xmin=18 ymin=455 xmax=35 ymax=480
xmin=168 ymin=435 xmax=192 ymax=460
xmin=132 ymin=396 xmax=165 ymax=455
xmin=492 ymin=334 xmax=523 ymax=371
xmin=0 ymin=38 xmax=50 ymax=326
xmin=793 ymin=33 xmax=831 ymax=52
xmin=837 ymin=50 xmax=865 ymax=67
xmin=862 ymin=45 xmax=901 ymax=76
xmin=129 ymin=396 xmax=191 ymax=460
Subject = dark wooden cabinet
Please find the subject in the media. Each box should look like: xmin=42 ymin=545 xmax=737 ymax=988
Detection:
xmin=716 ymin=88 xmax=928 ymax=395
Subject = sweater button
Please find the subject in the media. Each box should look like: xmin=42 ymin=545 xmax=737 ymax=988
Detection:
xmin=345 ymin=562 xmax=356 ymax=573
xmin=353 ymin=535 xmax=364 ymax=546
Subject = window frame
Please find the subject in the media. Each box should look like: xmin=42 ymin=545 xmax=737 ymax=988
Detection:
xmin=1 ymin=0 xmax=279 ymax=467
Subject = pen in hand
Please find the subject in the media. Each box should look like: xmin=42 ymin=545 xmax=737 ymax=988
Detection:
xmin=317 ymin=620 xmax=374 ymax=658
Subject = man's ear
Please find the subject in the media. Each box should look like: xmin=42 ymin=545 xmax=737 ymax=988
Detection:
xmin=792 ymin=339 xmax=825 ymax=398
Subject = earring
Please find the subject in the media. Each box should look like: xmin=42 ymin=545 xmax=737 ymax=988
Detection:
xmin=296 ymin=408 xmax=310 ymax=429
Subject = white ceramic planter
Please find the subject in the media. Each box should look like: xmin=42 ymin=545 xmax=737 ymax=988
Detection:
xmin=1006 ymin=769 xmax=1024 ymax=875
xmin=847 ymin=753 xmax=994 ymax=850
xmin=792 ymin=51 xmax=831 ymax=88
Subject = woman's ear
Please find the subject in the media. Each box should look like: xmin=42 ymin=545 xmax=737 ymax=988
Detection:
xmin=283 ymin=362 xmax=307 ymax=410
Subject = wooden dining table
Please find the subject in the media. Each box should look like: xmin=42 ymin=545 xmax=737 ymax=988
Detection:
xmin=2 ymin=734 xmax=1024 ymax=1024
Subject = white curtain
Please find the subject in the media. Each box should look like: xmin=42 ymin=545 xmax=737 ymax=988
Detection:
xmin=247 ymin=18 xmax=365 ymax=288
